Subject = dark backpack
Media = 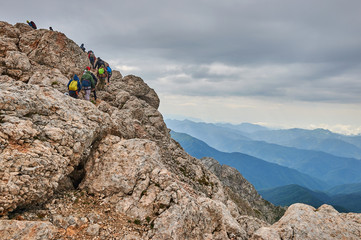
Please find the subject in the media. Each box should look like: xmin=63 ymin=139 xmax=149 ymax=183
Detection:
xmin=81 ymin=71 xmax=94 ymax=88
xmin=30 ymin=21 xmax=37 ymax=29
xmin=97 ymin=59 xmax=104 ymax=67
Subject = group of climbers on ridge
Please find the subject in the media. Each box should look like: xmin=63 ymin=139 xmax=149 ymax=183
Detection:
xmin=23 ymin=20 xmax=113 ymax=102
xmin=67 ymin=49 xmax=113 ymax=101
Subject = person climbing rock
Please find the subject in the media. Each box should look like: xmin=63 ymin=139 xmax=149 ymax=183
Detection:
xmin=26 ymin=20 xmax=37 ymax=29
xmin=86 ymin=66 xmax=98 ymax=101
xmin=80 ymin=43 xmax=86 ymax=52
xmin=49 ymin=26 xmax=53 ymax=31
xmin=94 ymin=57 xmax=104 ymax=69
xmin=97 ymin=65 xmax=108 ymax=91
xmin=106 ymin=65 xmax=112 ymax=85
xmin=67 ymin=74 xmax=82 ymax=99
xmin=88 ymin=50 xmax=96 ymax=69
xmin=81 ymin=69 xmax=95 ymax=101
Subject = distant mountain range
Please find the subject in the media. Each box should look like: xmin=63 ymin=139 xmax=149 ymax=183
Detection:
xmin=326 ymin=182 xmax=361 ymax=195
xmin=259 ymin=184 xmax=361 ymax=213
xmin=233 ymin=127 xmax=361 ymax=159
xmin=166 ymin=119 xmax=361 ymax=186
xmin=170 ymin=131 xmax=328 ymax=190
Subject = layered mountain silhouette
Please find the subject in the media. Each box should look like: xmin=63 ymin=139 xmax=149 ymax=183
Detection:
xmin=166 ymin=119 xmax=361 ymax=186
xmin=171 ymin=131 xmax=328 ymax=190
xmin=259 ymin=184 xmax=361 ymax=213
xmin=234 ymin=127 xmax=361 ymax=159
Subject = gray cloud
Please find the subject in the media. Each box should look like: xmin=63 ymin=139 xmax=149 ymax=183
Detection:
xmin=2 ymin=0 xmax=361 ymax=104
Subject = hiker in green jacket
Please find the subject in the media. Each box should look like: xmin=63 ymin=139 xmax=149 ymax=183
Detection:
xmin=81 ymin=69 xmax=95 ymax=101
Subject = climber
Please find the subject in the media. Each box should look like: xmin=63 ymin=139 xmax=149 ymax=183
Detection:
xmin=67 ymin=74 xmax=82 ymax=99
xmin=102 ymin=61 xmax=112 ymax=85
xmin=88 ymin=50 xmax=96 ymax=69
xmin=94 ymin=57 xmax=104 ymax=69
xmin=97 ymin=64 xmax=108 ymax=91
xmin=81 ymin=68 xmax=95 ymax=101
xmin=26 ymin=20 xmax=37 ymax=29
xmin=80 ymin=43 xmax=86 ymax=52
xmin=86 ymin=66 xmax=98 ymax=101
xmin=106 ymin=65 xmax=112 ymax=85
xmin=49 ymin=27 xmax=53 ymax=31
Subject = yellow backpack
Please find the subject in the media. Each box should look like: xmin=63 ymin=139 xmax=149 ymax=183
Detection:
xmin=69 ymin=80 xmax=78 ymax=91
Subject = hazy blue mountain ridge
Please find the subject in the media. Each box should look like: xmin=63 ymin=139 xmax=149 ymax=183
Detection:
xmin=215 ymin=122 xmax=270 ymax=133
xmin=259 ymin=184 xmax=329 ymax=208
xmin=259 ymin=184 xmax=361 ymax=213
xmin=166 ymin=119 xmax=361 ymax=186
xmin=168 ymin=119 xmax=361 ymax=159
xmin=240 ymin=128 xmax=361 ymax=159
xmin=165 ymin=119 xmax=251 ymax=148
xmin=170 ymin=131 xmax=328 ymax=191
xmin=326 ymin=182 xmax=361 ymax=196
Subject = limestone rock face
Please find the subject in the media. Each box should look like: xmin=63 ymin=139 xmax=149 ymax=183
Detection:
xmin=252 ymin=203 xmax=361 ymax=240
xmin=0 ymin=79 xmax=111 ymax=214
xmin=0 ymin=21 xmax=88 ymax=85
xmin=19 ymin=29 xmax=88 ymax=76
xmin=80 ymin=135 xmax=250 ymax=239
xmin=0 ymin=220 xmax=57 ymax=240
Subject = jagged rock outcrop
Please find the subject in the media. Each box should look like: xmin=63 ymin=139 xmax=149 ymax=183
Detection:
xmin=201 ymin=157 xmax=285 ymax=223
xmin=0 ymin=21 xmax=88 ymax=85
xmin=251 ymin=203 xmax=361 ymax=240
xmin=0 ymin=79 xmax=111 ymax=214
xmin=1 ymin=20 xmax=360 ymax=240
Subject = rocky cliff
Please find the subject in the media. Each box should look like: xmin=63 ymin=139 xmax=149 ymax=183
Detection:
xmin=0 ymin=21 xmax=360 ymax=240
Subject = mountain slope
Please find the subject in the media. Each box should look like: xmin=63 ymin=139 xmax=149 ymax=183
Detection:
xmin=259 ymin=184 xmax=361 ymax=213
xmin=327 ymin=182 xmax=361 ymax=195
xmin=166 ymin=119 xmax=250 ymax=148
xmin=259 ymin=184 xmax=328 ymax=208
xmin=215 ymin=122 xmax=269 ymax=133
xmin=167 ymin=119 xmax=361 ymax=186
xmin=242 ymin=128 xmax=361 ymax=159
xmin=171 ymin=131 xmax=328 ymax=190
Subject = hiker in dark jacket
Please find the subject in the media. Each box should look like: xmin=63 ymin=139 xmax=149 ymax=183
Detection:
xmin=81 ymin=69 xmax=95 ymax=101
xmin=88 ymin=51 xmax=96 ymax=69
xmin=67 ymin=74 xmax=82 ymax=99
xmin=80 ymin=43 xmax=85 ymax=52
xmin=26 ymin=20 xmax=37 ymax=29
xmin=94 ymin=57 xmax=104 ymax=69
xmin=86 ymin=66 xmax=98 ymax=100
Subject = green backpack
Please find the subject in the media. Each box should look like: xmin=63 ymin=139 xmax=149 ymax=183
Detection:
xmin=98 ymin=67 xmax=105 ymax=75
xmin=68 ymin=80 xmax=78 ymax=91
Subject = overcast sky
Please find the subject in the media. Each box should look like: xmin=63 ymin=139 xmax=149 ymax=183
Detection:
xmin=2 ymin=0 xmax=361 ymax=134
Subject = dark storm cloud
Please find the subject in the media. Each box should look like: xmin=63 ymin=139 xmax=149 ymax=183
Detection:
xmin=2 ymin=0 xmax=361 ymax=103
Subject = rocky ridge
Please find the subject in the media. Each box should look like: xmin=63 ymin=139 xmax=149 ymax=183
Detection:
xmin=200 ymin=157 xmax=285 ymax=223
xmin=0 ymin=21 xmax=360 ymax=240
